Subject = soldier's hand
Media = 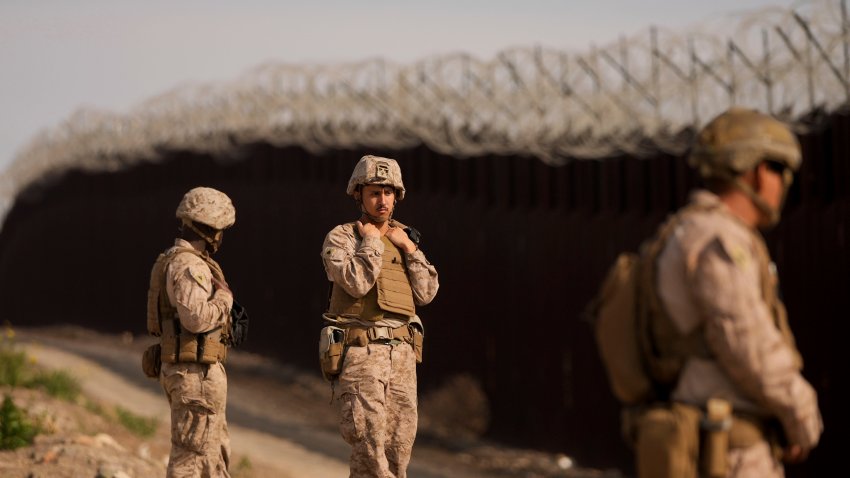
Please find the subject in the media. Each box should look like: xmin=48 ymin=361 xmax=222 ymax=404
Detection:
xmin=386 ymin=227 xmax=417 ymax=253
xmin=211 ymin=277 xmax=232 ymax=295
xmin=783 ymin=444 xmax=808 ymax=464
xmin=357 ymin=220 xmax=381 ymax=239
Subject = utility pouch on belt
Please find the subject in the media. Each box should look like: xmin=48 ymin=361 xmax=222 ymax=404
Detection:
xmin=319 ymin=326 xmax=346 ymax=381
xmin=701 ymin=398 xmax=732 ymax=478
xmin=160 ymin=318 xmax=179 ymax=363
xmin=198 ymin=329 xmax=227 ymax=364
xmin=636 ymin=403 xmax=700 ymax=478
xmin=409 ymin=315 xmax=425 ymax=364
xmin=178 ymin=331 xmax=200 ymax=362
xmin=142 ymin=343 xmax=162 ymax=378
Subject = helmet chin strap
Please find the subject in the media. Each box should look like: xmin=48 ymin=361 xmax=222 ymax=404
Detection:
xmin=732 ymin=177 xmax=782 ymax=227
xmin=359 ymin=206 xmax=394 ymax=224
xmin=356 ymin=196 xmax=395 ymax=224
xmin=184 ymin=220 xmax=222 ymax=254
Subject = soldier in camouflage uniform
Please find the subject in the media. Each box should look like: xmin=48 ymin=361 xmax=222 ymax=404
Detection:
xmin=149 ymin=187 xmax=236 ymax=478
xmin=637 ymin=108 xmax=822 ymax=477
xmin=321 ymin=155 xmax=439 ymax=478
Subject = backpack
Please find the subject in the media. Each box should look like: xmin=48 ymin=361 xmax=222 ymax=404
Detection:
xmin=588 ymin=210 xmax=700 ymax=406
xmin=590 ymin=252 xmax=652 ymax=405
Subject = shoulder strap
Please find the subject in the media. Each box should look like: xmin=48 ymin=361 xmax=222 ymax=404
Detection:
xmin=389 ymin=219 xmax=407 ymax=229
xmin=169 ymin=246 xmax=226 ymax=283
xmin=636 ymin=202 xmax=719 ymax=395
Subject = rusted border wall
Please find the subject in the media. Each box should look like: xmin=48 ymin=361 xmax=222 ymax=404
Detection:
xmin=0 ymin=113 xmax=846 ymax=475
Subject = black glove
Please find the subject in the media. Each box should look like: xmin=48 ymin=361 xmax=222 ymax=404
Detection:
xmin=230 ymin=300 xmax=249 ymax=347
xmin=404 ymin=226 xmax=421 ymax=246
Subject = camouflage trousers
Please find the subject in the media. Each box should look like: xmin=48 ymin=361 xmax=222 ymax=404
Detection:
xmin=161 ymin=361 xmax=231 ymax=478
xmin=726 ymin=442 xmax=784 ymax=478
xmin=337 ymin=342 xmax=418 ymax=478
xmin=635 ymin=404 xmax=783 ymax=478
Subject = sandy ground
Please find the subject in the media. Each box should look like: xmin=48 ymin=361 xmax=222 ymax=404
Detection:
xmin=19 ymin=335 xmax=345 ymax=477
xmin=12 ymin=326 xmax=623 ymax=478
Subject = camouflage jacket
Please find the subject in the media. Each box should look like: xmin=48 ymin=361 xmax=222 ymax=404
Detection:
xmin=658 ymin=190 xmax=822 ymax=450
xmin=321 ymin=220 xmax=439 ymax=309
xmin=165 ymin=239 xmax=233 ymax=334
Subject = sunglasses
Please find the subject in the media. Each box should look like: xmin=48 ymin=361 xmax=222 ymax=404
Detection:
xmin=764 ymin=160 xmax=794 ymax=187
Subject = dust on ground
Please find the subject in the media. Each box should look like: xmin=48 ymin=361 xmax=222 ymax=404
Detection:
xmin=3 ymin=325 xmax=625 ymax=478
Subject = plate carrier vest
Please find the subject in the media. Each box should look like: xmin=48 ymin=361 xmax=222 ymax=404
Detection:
xmin=642 ymin=204 xmax=802 ymax=396
xmin=593 ymin=202 xmax=801 ymax=405
xmin=146 ymin=246 xmax=229 ymax=364
xmin=328 ymin=225 xmax=416 ymax=321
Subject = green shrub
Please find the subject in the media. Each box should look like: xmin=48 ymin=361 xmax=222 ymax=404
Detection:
xmin=0 ymin=395 xmax=40 ymax=450
xmin=115 ymin=406 xmax=157 ymax=438
xmin=0 ymin=346 xmax=29 ymax=387
xmin=231 ymin=456 xmax=254 ymax=477
xmin=83 ymin=398 xmax=105 ymax=416
xmin=27 ymin=370 xmax=81 ymax=402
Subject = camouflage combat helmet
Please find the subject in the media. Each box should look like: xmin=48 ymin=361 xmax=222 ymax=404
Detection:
xmin=688 ymin=107 xmax=801 ymax=225
xmin=175 ymin=187 xmax=236 ymax=230
xmin=688 ymin=107 xmax=801 ymax=179
xmin=346 ymin=155 xmax=406 ymax=200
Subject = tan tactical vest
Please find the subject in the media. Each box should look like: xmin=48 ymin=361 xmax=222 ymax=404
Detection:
xmin=328 ymin=232 xmax=416 ymax=321
xmin=146 ymin=246 xmax=228 ymax=364
xmin=641 ymin=204 xmax=802 ymax=394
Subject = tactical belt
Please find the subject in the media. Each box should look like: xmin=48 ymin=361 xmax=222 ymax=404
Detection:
xmin=160 ymin=317 xmax=227 ymax=365
xmin=343 ymin=324 xmax=411 ymax=346
xmin=729 ymin=412 xmax=780 ymax=452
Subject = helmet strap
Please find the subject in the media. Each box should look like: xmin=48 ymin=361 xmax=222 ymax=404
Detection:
xmin=355 ymin=190 xmax=395 ymax=224
xmin=184 ymin=220 xmax=222 ymax=254
xmin=358 ymin=203 xmax=393 ymax=224
xmin=732 ymin=177 xmax=781 ymax=227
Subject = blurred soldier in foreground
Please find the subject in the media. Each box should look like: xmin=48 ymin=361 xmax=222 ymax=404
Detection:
xmin=636 ymin=108 xmax=823 ymax=477
xmin=144 ymin=187 xmax=240 ymax=478
xmin=593 ymin=108 xmax=822 ymax=478
xmin=320 ymin=155 xmax=439 ymax=477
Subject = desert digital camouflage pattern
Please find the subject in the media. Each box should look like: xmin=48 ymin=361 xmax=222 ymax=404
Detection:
xmin=165 ymin=239 xmax=233 ymax=334
xmin=338 ymin=343 xmax=418 ymax=477
xmin=160 ymin=238 xmax=233 ymax=477
xmin=161 ymin=361 xmax=230 ymax=478
xmin=657 ymin=190 xmax=822 ymax=477
xmin=176 ymin=187 xmax=237 ymax=230
xmin=322 ymin=222 xmax=438 ymax=312
xmin=346 ymin=155 xmax=407 ymax=200
xmin=322 ymin=218 xmax=438 ymax=477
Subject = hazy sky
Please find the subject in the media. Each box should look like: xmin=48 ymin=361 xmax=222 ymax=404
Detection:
xmin=0 ymin=0 xmax=791 ymax=173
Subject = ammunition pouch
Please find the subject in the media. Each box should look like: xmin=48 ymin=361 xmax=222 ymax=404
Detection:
xmin=198 ymin=328 xmax=227 ymax=364
xmin=160 ymin=318 xmax=227 ymax=365
xmin=635 ymin=403 xmax=701 ymax=478
xmin=408 ymin=316 xmax=424 ymax=364
xmin=633 ymin=401 xmax=773 ymax=478
xmin=160 ymin=318 xmax=179 ymax=363
xmin=319 ymin=326 xmax=346 ymax=381
xmin=142 ymin=343 xmax=162 ymax=378
xmin=318 ymin=316 xmax=424 ymax=380
xmin=700 ymin=399 xmax=732 ymax=478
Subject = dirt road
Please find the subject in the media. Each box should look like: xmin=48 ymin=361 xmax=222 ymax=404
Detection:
xmin=16 ymin=326 xmax=621 ymax=478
